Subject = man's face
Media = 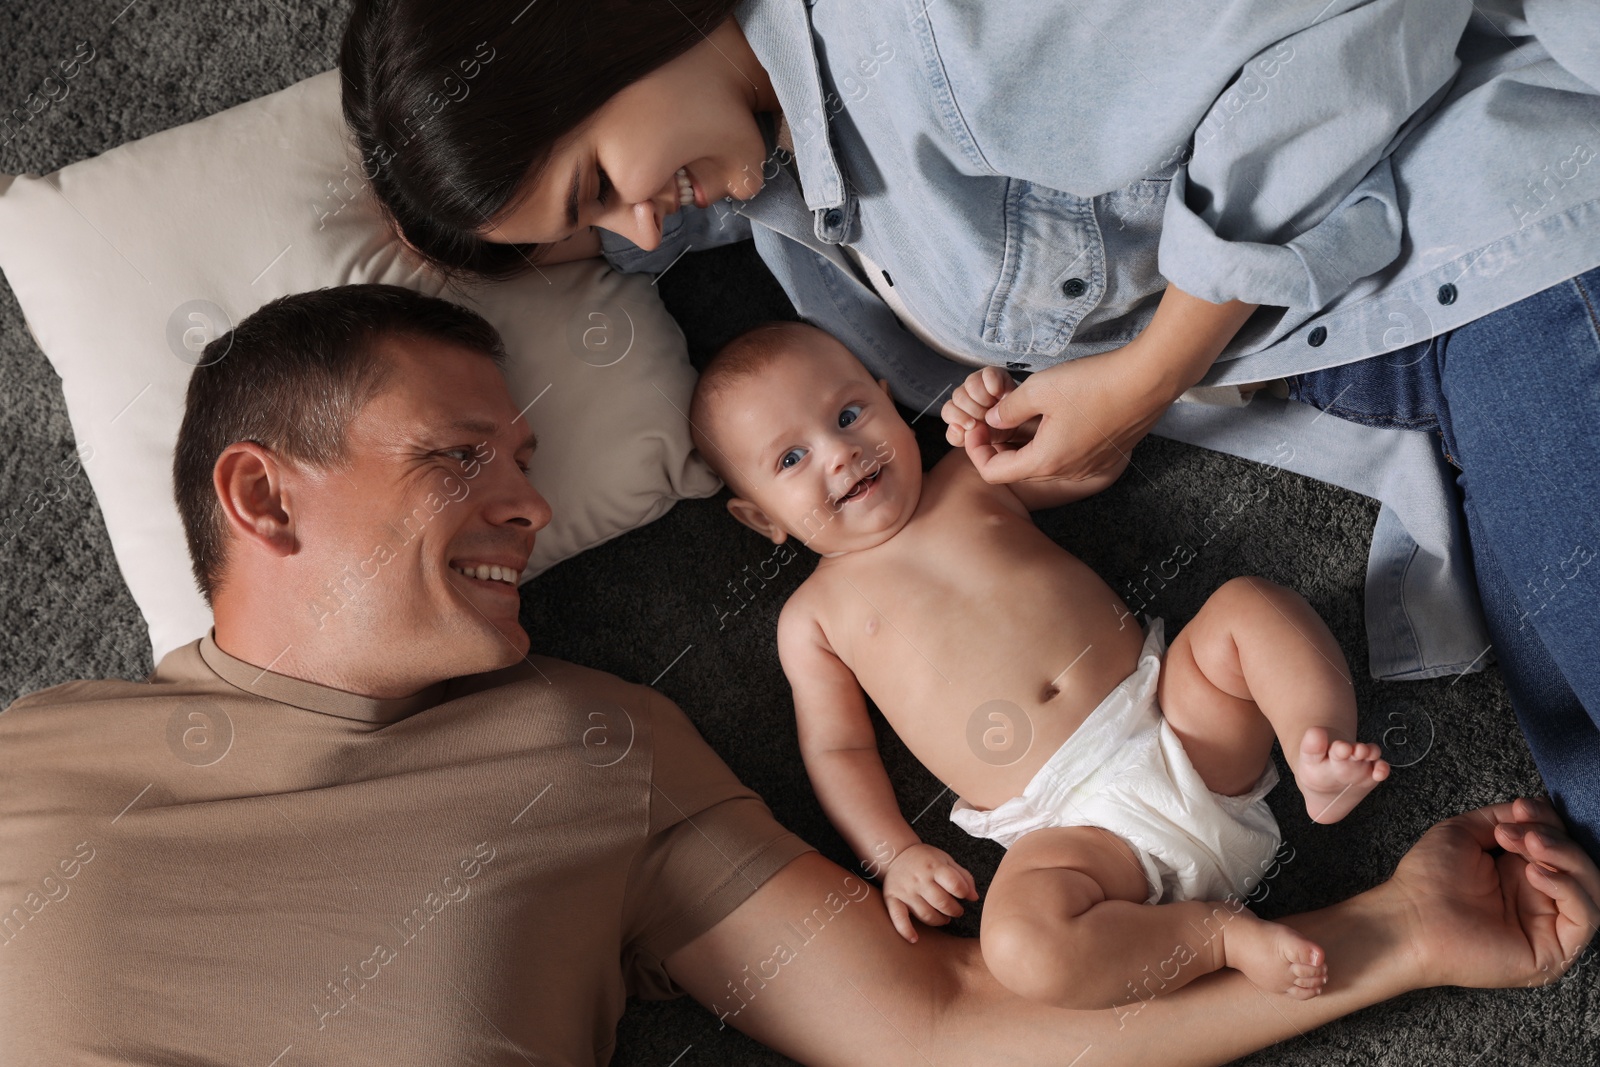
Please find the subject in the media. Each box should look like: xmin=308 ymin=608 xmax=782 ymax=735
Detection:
xmin=288 ymin=336 xmax=551 ymax=686
xmin=711 ymin=333 xmax=921 ymax=557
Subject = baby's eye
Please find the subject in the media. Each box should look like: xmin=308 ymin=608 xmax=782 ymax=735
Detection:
xmin=838 ymin=404 xmax=863 ymax=428
xmin=779 ymin=447 xmax=807 ymax=470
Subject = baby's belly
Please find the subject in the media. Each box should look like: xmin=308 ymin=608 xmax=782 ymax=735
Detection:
xmin=850 ymin=581 xmax=1147 ymax=809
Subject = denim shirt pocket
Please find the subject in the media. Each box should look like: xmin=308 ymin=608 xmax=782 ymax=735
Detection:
xmin=1076 ymin=177 xmax=1174 ymax=344
xmin=981 ymin=179 xmax=1106 ymax=359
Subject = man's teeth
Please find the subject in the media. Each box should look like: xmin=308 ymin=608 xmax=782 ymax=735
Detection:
xmin=452 ymin=564 xmax=518 ymax=585
xmin=675 ymin=167 xmax=694 ymax=207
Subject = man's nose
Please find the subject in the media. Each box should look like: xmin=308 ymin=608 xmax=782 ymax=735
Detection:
xmin=491 ymin=473 xmax=554 ymax=534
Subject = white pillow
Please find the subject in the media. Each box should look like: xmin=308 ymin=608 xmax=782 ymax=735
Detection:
xmin=0 ymin=69 xmax=718 ymax=663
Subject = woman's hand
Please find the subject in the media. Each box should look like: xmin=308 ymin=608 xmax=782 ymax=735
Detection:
xmin=881 ymin=843 xmax=980 ymax=943
xmin=950 ymin=341 xmax=1173 ymax=485
xmin=1391 ymin=797 xmax=1600 ymax=990
xmin=942 ymin=286 xmax=1261 ymax=487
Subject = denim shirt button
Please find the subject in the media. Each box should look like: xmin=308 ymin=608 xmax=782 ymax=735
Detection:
xmin=1307 ymin=325 xmax=1328 ymax=347
xmin=1437 ymin=282 xmax=1458 ymax=305
xmin=823 ymin=208 xmax=844 ymax=228
xmin=1061 ymin=277 xmax=1088 ymax=298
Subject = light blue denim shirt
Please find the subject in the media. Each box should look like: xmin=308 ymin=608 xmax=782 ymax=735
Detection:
xmin=601 ymin=0 xmax=1600 ymax=680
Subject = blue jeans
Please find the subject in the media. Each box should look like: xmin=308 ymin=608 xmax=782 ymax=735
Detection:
xmin=1292 ymin=266 xmax=1600 ymax=858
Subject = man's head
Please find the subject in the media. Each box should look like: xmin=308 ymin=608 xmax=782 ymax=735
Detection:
xmin=689 ymin=322 xmax=921 ymax=556
xmin=174 ymin=284 xmax=552 ymax=696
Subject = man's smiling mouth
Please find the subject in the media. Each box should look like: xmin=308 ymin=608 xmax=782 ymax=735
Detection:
xmin=450 ymin=561 xmax=520 ymax=586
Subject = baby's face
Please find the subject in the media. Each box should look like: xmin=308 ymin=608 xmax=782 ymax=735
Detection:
xmin=710 ymin=335 xmax=921 ymax=556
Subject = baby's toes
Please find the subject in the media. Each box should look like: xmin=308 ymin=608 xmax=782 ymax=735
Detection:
xmin=1299 ymin=726 xmax=1331 ymax=763
xmin=1284 ymin=944 xmax=1327 ymax=997
xmin=1285 ymin=978 xmax=1326 ymax=1000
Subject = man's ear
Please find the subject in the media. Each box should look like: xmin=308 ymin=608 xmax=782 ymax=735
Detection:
xmin=213 ymin=442 xmax=296 ymax=558
xmin=726 ymin=496 xmax=789 ymax=545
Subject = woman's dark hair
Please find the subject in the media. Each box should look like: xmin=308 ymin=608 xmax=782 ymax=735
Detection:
xmin=173 ymin=283 xmax=507 ymax=604
xmin=339 ymin=0 xmax=743 ymax=282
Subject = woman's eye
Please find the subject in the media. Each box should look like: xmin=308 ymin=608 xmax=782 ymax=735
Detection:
xmin=838 ymin=404 xmax=863 ymax=428
xmin=779 ymin=447 xmax=807 ymax=470
xmin=595 ymin=166 xmax=612 ymax=206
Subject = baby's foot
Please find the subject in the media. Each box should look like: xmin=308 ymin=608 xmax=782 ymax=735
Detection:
xmin=1220 ymin=910 xmax=1328 ymax=999
xmin=1297 ymin=727 xmax=1391 ymax=824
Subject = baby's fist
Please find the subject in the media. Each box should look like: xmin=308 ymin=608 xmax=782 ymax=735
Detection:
xmin=943 ymin=367 xmax=1016 ymax=448
xmin=882 ymin=843 xmax=980 ymax=943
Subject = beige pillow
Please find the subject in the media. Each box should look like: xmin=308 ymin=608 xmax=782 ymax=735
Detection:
xmin=0 ymin=70 xmax=718 ymax=663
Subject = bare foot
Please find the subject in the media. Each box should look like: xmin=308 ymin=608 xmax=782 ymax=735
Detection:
xmin=1220 ymin=909 xmax=1328 ymax=999
xmin=1297 ymin=726 xmax=1391 ymax=824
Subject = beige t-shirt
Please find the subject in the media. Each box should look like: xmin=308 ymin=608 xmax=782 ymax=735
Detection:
xmin=0 ymin=635 xmax=813 ymax=1065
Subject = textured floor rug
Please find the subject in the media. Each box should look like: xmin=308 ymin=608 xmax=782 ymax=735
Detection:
xmin=2 ymin=3 xmax=1594 ymax=1063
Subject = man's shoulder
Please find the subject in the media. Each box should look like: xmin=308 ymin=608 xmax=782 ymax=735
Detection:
xmin=444 ymin=653 xmax=656 ymax=709
xmin=2 ymin=639 xmax=215 ymax=721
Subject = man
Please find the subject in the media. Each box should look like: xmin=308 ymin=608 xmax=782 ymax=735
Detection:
xmin=0 ymin=284 xmax=1594 ymax=1066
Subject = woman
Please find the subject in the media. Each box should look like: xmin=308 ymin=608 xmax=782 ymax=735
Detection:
xmin=337 ymin=0 xmax=1600 ymax=854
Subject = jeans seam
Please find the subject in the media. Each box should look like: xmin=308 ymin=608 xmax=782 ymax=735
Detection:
xmin=1321 ymin=407 xmax=1439 ymax=431
xmin=1573 ymin=272 xmax=1600 ymax=338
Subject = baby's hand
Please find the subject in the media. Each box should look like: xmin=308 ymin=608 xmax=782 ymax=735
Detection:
xmin=881 ymin=843 xmax=980 ymax=943
xmin=942 ymin=367 xmax=1015 ymax=448
xmin=943 ymin=367 xmax=1042 ymax=461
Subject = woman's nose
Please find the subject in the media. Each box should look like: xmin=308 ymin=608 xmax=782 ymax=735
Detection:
xmin=599 ymin=196 xmax=665 ymax=251
xmin=628 ymin=200 xmax=661 ymax=250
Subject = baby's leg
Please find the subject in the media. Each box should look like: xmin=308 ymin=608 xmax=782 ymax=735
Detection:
xmin=980 ymin=825 xmax=1327 ymax=1010
xmin=1159 ymin=576 xmax=1390 ymax=823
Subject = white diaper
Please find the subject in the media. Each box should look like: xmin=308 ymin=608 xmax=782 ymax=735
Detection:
xmin=950 ymin=619 xmax=1282 ymax=905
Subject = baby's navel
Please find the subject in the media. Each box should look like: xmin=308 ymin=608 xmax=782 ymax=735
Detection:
xmin=1040 ymin=683 xmax=1061 ymax=702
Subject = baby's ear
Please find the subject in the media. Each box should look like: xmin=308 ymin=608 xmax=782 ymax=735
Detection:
xmin=876 ymin=377 xmax=894 ymax=401
xmin=726 ymin=497 xmax=789 ymax=545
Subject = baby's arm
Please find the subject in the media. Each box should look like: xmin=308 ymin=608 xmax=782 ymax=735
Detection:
xmin=942 ymin=367 xmax=1127 ymax=509
xmin=777 ymin=597 xmax=978 ymax=942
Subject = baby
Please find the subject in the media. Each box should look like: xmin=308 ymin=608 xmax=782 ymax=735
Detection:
xmin=688 ymin=321 xmax=1390 ymax=1011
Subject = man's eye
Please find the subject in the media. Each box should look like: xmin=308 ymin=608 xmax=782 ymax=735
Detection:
xmin=779 ymin=447 xmax=807 ymax=470
xmin=441 ymin=446 xmax=476 ymax=464
xmin=596 ymin=166 xmax=612 ymax=207
xmin=838 ymin=404 xmax=863 ymax=428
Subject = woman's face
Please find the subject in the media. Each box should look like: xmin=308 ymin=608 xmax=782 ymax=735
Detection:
xmin=478 ymin=18 xmax=779 ymax=253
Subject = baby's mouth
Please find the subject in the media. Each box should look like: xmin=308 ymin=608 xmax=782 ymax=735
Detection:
xmin=836 ymin=466 xmax=883 ymax=505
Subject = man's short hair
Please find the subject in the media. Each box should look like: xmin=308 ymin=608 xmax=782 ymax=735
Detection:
xmin=172 ymin=283 xmax=507 ymax=604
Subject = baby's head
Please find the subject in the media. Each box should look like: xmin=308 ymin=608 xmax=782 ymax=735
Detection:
xmin=690 ymin=322 xmax=922 ymax=556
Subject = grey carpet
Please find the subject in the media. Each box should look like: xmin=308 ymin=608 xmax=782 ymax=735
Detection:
xmin=1 ymin=2 xmax=1593 ymax=1063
